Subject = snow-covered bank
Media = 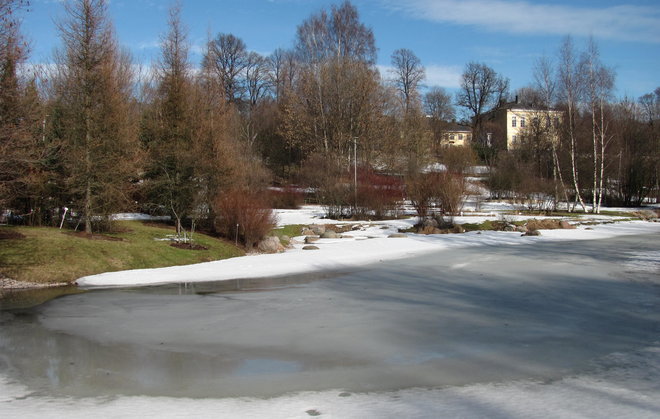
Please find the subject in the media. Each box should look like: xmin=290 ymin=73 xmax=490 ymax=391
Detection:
xmin=76 ymin=218 xmax=660 ymax=288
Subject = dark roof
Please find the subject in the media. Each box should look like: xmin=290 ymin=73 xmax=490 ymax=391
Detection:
xmin=491 ymin=101 xmax=559 ymax=112
xmin=442 ymin=123 xmax=472 ymax=132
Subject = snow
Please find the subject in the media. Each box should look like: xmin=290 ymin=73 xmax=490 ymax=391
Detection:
xmin=77 ymin=205 xmax=660 ymax=288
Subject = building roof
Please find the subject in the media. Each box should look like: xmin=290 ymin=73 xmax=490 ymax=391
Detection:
xmin=442 ymin=123 xmax=472 ymax=133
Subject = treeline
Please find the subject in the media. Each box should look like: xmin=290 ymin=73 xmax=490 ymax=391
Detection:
xmin=1 ymin=0 xmax=658 ymax=243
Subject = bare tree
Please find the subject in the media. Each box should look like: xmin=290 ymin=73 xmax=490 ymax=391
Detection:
xmin=203 ymin=33 xmax=248 ymax=104
xmin=455 ymin=62 xmax=509 ymax=142
xmin=390 ymin=48 xmax=425 ymax=113
xmin=424 ymin=86 xmax=455 ymax=121
xmin=267 ymin=48 xmax=297 ymax=103
xmin=283 ymin=0 xmax=379 ymax=160
xmin=295 ymin=0 xmax=376 ymax=65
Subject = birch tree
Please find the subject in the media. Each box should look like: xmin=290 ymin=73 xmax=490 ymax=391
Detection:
xmin=533 ymin=55 xmax=569 ymax=208
xmin=557 ymin=36 xmax=587 ymax=211
xmin=581 ymin=38 xmax=615 ymax=213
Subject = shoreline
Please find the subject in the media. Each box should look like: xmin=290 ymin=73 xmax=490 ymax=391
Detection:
xmin=76 ymin=220 xmax=660 ymax=289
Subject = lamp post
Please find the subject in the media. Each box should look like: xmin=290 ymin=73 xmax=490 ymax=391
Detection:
xmin=353 ymin=136 xmax=358 ymax=211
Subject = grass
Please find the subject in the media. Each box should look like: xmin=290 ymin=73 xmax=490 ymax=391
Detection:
xmin=0 ymin=221 xmax=244 ymax=285
xmin=270 ymin=224 xmax=305 ymax=246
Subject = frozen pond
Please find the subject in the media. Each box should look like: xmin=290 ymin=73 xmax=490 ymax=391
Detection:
xmin=1 ymin=234 xmax=659 ymax=414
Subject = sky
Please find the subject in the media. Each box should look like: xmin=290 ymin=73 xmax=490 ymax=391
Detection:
xmin=18 ymin=0 xmax=660 ymax=99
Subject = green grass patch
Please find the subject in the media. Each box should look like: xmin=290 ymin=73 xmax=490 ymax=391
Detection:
xmin=270 ymin=224 xmax=305 ymax=246
xmin=0 ymin=221 xmax=244 ymax=285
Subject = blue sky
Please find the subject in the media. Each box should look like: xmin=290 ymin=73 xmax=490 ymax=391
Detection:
xmin=20 ymin=0 xmax=660 ymax=99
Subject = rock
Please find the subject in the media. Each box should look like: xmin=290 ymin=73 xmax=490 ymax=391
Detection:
xmin=340 ymin=235 xmax=353 ymax=239
xmin=504 ymin=224 xmax=516 ymax=232
xmin=388 ymin=233 xmax=407 ymax=238
xmin=302 ymin=229 xmax=315 ymax=236
xmin=524 ymin=229 xmax=541 ymax=236
xmin=515 ymin=225 xmax=528 ymax=233
xmin=560 ymin=220 xmax=576 ymax=229
xmin=452 ymin=224 xmax=465 ymax=234
xmin=321 ymin=230 xmax=339 ymax=239
xmin=305 ymin=236 xmax=320 ymax=244
xmin=420 ymin=226 xmax=443 ymax=234
xmin=257 ymin=236 xmax=285 ymax=253
xmin=310 ymin=224 xmax=326 ymax=235
xmin=302 ymin=245 xmax=319 ymax=250
xmin=423 ymin=219 xmax=439 ymax=228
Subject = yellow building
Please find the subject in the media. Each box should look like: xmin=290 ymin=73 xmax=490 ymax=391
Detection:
xmin=440 ymin=123 xmax=472 ymax=147
xmin=484 ymin=100 xmax=562 ymax=150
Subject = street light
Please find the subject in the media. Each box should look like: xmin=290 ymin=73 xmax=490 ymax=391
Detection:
xmin=353 ymin=136 xmax=358 ymax=211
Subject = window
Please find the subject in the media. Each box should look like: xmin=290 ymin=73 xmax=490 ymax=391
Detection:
xmin=511 ymin=116 xmax=517 ymax=127
xmin=459 ymin=134 xmax=463 ymax=140
xmin=520 ymin=117 xmax=526 ymax=128
xmin=554 ymin=117 xmax=559 ymax=128
xmin=450 ymin=134 xmax=455 ymax=140
xmin=512 ymin=135 xmax=517 ymax=143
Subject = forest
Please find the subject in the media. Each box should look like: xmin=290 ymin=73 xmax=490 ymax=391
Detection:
xmin=1 ymin=0 xmax=658 ymax=247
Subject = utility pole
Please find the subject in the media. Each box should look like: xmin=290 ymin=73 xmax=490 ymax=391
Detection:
xmin=354 ymin=137 xmax=358 ymax=210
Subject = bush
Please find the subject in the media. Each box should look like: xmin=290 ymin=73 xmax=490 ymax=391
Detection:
xmin=268 ymin=187 xmax=305 ymax=209
xmin=406 ymin=172 xmax=467 ymax=222
xmin=214 ymin=189 xmax=276 ymax=248
xmin=356 ymin=169 xmax=404 ymax=220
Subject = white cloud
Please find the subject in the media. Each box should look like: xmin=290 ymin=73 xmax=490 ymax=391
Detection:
xmin=383 ymin=0 xmax=660 ymax=43
xmin=425 ymin=64 xmax=462 ymax=88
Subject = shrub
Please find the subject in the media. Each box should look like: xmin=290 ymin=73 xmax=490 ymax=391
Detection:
xmin=214 ymin=189 xmax=276 ymax=248
xmin=356 ymin=169 xmax=404 ymax=220
xmin=268 ymin=187 xmax=304 ymax=209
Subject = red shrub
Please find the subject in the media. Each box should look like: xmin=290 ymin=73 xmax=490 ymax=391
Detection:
xmin=267 ymin=186 xmax=305 ymax=209
xmin=214 ymin=189 xmax=276 ymax=248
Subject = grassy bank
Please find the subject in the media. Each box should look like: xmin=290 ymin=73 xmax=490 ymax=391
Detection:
xmin=0 ymin=221 xmax=244 ymax=285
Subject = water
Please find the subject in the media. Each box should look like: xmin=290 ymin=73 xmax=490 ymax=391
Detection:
xmin=1 ymin=234 xmax=658 ymax=400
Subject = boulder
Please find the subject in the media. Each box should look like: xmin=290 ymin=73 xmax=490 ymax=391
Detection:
xmin=257 ymin=236 xmax=285 ymax=253
xmin=524 ymin=229 xmax=541 ymax=236
xmin=452 ymin=224 xmax=465 ymax=234
xmin=560 ymin=220 xmax=576 ymax=229
xmin=302 ymin=245 xmax=319 ymax=250
xmin=423 ymin=219 xmax=439 ymax=228
xmin=302 ymin=229 xmax=315 ymax=236
xmin=504 ymin=224 xmax=516 ymax=232
xmin=420 ymin=226 xmax=442 ymax=235
xmin=310 ymin=224 xmax=326 ymax=235
xmin=305 ymin=236 xmax=320 ymax=244
xmin=515 ymin=225 xmax=528 ymax=233
xmin=321 ymin=230 xmax=339 ymax=239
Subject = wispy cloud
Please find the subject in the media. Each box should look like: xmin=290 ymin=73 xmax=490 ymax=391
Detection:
xmin=382 ymin=0 xmax=660 ymax=43
xmin=425 ymin=64 xmax=462 ymax=88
